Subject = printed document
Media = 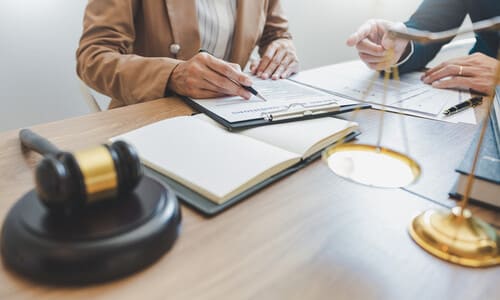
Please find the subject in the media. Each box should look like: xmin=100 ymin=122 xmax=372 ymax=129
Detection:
xmin=292 ymin=60 xmax=476 ymax=124
xmin=190 ymin=77 xmax=358 ymax=123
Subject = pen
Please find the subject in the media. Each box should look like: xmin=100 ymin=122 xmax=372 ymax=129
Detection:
xmin=443 ymin=96 xmax=483 ymax=116
xmin=198 ymin=49 xmax=267 ymax=101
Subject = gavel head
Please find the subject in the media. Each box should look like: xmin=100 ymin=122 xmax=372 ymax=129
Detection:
xmin=35 ymin=141 xmax=143 ymax=212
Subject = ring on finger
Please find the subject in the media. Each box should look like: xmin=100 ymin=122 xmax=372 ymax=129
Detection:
xmin=458 ymin=65 xmax=463 ymax=76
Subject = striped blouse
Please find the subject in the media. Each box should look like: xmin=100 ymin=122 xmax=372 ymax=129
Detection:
xmin=196 ymin=0 xmax=238 ymax=61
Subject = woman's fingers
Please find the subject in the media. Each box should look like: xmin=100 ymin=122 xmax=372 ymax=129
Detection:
xmin=168 ymin=52 xmax=253 ymax=99
xmin=202 ymin=68 xmax=252 ymax=99
xmin=255 ymin=39 xmax=299 ymax=79
xmin=261 ymin=49 xmax=287 ymax=79
xmin=249 ymin=60 xmax=259 ymax=75
xmin=281 ymin=61 xmax=299 ymax=79
xmin=271 ymin=53 xmax=294 ymax=80
xmin=255 ymin=44 xmax=278 ymax=77
xmin=204 ymin=54 xmax=252 ymax=86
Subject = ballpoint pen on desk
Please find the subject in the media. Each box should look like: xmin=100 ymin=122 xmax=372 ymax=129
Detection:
xmin=443 ymin=96 xmax=483 ymax=116
xmin=198 ymin=49 xmax=268 ymax=102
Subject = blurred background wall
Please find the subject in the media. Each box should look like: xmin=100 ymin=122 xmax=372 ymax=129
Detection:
xmin=0 ymin=0 xmax=441 ymax=131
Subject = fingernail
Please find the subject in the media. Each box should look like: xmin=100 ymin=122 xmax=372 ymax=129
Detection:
xmin=257 ymin=72 xmax=262 ymax=77
xmin=272 ymin=74 xmax=279 ymax=80
xmin=262 ymin=73 xmax=269 ymax=79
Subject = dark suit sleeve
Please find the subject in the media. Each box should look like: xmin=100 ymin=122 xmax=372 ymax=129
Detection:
xmin=398 ymin=0 xmax=468 ymax=73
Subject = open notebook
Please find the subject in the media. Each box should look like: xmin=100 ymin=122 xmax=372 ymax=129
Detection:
xmin=112 ymin=114 xmax=359 ymax=214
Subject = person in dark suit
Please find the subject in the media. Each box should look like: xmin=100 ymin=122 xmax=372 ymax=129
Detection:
xmin=346 ymin=0 xmax=500 ymax=95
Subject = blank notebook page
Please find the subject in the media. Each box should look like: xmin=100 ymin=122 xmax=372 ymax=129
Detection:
xmin=113 ymin=117 xmax=299 ymax=201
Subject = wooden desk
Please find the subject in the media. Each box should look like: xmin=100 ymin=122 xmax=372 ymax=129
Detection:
xmin=0 ymin=98 xmax=498 ymax=300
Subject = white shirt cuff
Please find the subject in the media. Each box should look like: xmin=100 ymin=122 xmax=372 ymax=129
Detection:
xmin=393 ymin=41 xmax=414 ymax=67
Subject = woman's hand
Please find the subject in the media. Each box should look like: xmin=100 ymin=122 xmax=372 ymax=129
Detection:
xmin=422 ymin=53 xmax=499 ymax=95
xmin=250 ymin=39 xmax=299 ymax=80
xmin=168 ymin=52 xmax=253 ymax=99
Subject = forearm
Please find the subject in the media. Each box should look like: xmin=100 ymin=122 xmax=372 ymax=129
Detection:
xmin=77 ymin=47 xmax=182 ymax=105
xmin=398 ymin=0 xmax=467 ymax=73
xmin=76 ymin=0 xmax=182 ymax=105
xmin=258 ymin=0 xmax=293 ymax=56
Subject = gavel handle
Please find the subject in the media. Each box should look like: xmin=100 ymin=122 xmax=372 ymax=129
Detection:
xmin=19 ymin=129 xmax=62 ymax=157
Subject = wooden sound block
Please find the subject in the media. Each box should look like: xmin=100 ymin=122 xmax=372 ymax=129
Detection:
xmin=1 ymin=176 xmax=181 ymax=284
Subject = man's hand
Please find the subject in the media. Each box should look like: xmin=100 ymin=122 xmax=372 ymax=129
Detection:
xmin=250 ymin=39 xmax=299 ymax=80
xmin=422 ymin=53 xmax=499 ymax=95
xmin=346 ymin=19 xmax=409 ymax=70
xmin=167 ymin=52 xmax=253 ymax=99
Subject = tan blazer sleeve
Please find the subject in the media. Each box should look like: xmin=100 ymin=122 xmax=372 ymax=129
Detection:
xmin=76 ymin=0 xmax=181 ymax=106
xmin=258 ymin=0 xmax=293 ymax=56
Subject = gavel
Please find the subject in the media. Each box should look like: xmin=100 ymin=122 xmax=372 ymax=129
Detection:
xmin=19 ymin=129 xmax=143 ymax=212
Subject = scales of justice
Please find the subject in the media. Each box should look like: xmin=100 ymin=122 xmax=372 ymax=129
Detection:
xmin=322 ymin=17 xmax=500 ymax=267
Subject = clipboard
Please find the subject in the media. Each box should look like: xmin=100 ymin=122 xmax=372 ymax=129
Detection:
xmin=183 ymin=98 xmax=370 ymax=131
xmin=143 ymin=130 xmax=360 ymax=216
xmin=181 ymin=78 xmax=371 ymax=130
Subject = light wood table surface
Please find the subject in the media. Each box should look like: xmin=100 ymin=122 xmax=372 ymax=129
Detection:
xmin=0 ymin=97 xmax=498 ymax=300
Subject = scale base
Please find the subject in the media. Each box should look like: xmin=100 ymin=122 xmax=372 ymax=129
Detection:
xmin=1 ymin=176 xmax=181 ymax=284
xmin=409 ymin=207 xmax=500 ymax=267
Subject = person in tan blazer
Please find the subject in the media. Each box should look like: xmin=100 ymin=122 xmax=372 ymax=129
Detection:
xmin=77 ymin=0 xmax=299 ymax=109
